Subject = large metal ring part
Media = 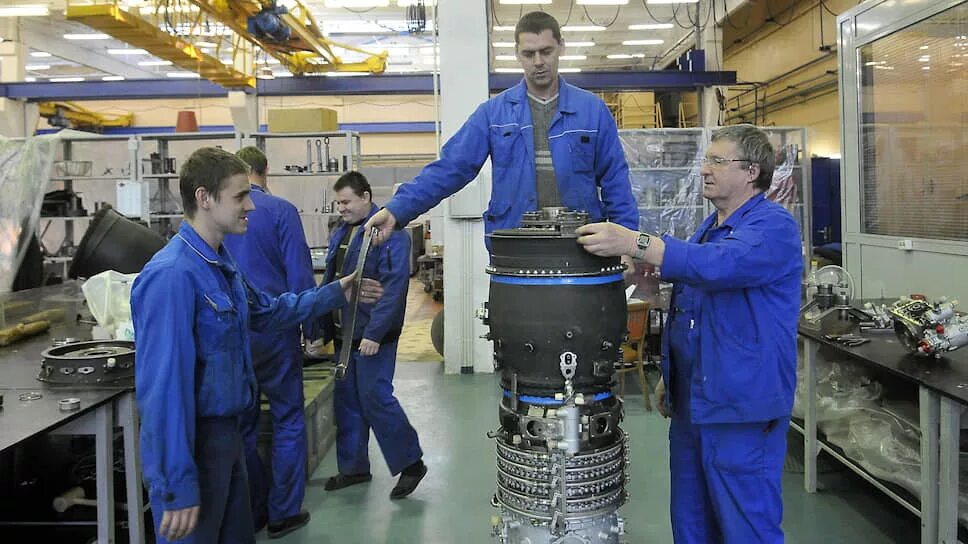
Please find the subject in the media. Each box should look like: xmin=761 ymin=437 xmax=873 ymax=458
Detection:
xmin=39 ymin=340 xmax=135 ymax=386
xmin=495 ymin=431 xmax=628 ymax=522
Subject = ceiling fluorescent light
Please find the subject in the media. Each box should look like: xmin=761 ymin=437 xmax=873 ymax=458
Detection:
xmin=24 ymin=77 xmax=36 ymax=82
xmin=64 ymin=33 xmax=111 ymax=40
xmin=493 ymin=42 xmax=516 ymax=48
xmin=138 ymin=60 xmax=174 ymax=66
xmin=30 ymin=51 xmax=52 ymax=57
xmin=50 ymin=77 xmax=86 ymax=83
xmin=397 ymin=0 xmax=436 ymax=5
xmin=0 ymin=6 xmax=50 ymax=17
xmin=495 ymin=67 xmax=524 ymax=73
xmin=495 ymin=55 xmax=517 ymax=61
xmin=499 ymin=0 xmax=551 ymax=4
xmin=622 ymin=39 xmax=664 ymax=46
xmin=577 ymin=0 xmax=628 ymax=4
xmin=493 ymin=26 xmax=515 ymax=32
xmin=646 ymin=0 xmax=698 ymax=3
xmin=108 ymin=48 xmax=149 ymax=55
xmin=324 ymin=0 xmax=390 ymax=7
xmin=559 ymin=68 xmax=582 ymax=73
xmin=560 ymin=55 xmax=587 ymax=60
xmin=166 ymin=72 xmax=200 ymax=78
xmin=607 ymin=53 xmax=645 ymax=59
xmin=567 ymin=41 xmax=596 ymax=47
xmin=25 ymin=64 xmax=50 ymax=70
xmin=102 ymin=76 xmax=126 ymax=81
xmin=628 ymin=23 xmax=674 ymax=30
xmin=562 ymin=26 xmax=606 ymax=32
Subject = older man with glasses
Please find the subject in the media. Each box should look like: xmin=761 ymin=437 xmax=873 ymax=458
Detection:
xmin=576 ymin=124 xmax=803 ymax=543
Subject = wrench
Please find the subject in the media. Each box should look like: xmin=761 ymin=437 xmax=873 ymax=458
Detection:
xmin=335 ymin=227 xmax=376 ymax=380
xmin=315 ymin=139 xmax=324 ymax=173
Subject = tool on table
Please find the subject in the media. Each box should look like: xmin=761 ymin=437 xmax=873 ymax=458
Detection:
xmin=315 ymin=139 xmax=324 ymax=173
xmin=59 ymin=398 xmax=81 ymax=411
xmin=0 ymin=320 xmax=50 ymax=347
xmin=823 ymin=333 xmax=871 ymax=347
xmin=335 ymin=227 xmax=376 ymax=380
xmin=305 ymin=139 xmax=314 ymax=171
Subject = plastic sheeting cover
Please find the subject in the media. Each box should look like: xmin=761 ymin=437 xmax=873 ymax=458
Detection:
xmin=0 ymin=134 xmax=58 ymax=293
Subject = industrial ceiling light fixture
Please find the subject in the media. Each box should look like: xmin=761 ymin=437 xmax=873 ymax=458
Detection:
xmin=576 ymin=0 xmax=629 ymax=5
xmin=0 ymin=5 xmax=50 ymax=17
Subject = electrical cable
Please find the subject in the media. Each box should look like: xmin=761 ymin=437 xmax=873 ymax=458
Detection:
xmin=641 ymin=0 xmax=675 ymax=24
xmin=819 ymin=0 xmax=838 ymax=17
xmin=581 ymin=5 xmax=622 ymax=28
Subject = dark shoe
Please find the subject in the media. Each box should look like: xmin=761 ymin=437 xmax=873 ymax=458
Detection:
xmin=267 ymin=510 xmax=310 ymax=539
xmin=390 ymin=463 xmax=427 ymax=499
xmin=324 ymin=472 xmax=372 ymax=491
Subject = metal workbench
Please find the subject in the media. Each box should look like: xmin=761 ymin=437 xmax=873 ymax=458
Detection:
xmin=796 ymin=309 xmax=968 ymax=544
xmin=0 ymin=282 xmax=145 ymax=544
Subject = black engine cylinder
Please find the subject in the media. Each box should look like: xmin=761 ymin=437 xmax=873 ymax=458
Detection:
xmin=486 ymin=209 xmax=627 ymax=395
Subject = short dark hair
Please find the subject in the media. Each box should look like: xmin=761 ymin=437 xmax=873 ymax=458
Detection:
xmin=333 ymin=171 xmax=372 ymax=200
xmin=711 ymin=124 xmax=776 ymax=191
xmin=515 ymin=11 xmax=561 ymax=45
xmin=179 ymin=147 xmax=249 ymax=218
xmin=236 ymin=146 xmax=267 ymax=176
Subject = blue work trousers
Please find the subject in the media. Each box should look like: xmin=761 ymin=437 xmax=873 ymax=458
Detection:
xmin=669 ymin=414 xmax=789 ymax=544
xmin=151 ymin=417 xmax=254 ymax=544
xmin=239 ymin=336 xmax=307 ymax=525
xmin=334 ymin=340 xmax=422 ymax=476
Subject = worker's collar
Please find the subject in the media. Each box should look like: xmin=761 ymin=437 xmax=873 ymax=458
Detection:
xmin=176 ymin=220 xmax=230 ymax=268
xmin=508 ymin=76 xmax=576 ymax=113
xmin=717 ymin=192 xmax=767 ymax=230
xmin=250 ymin=184 xmax=267 ymax=194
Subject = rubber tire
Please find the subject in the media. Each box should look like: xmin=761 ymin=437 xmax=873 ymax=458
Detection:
xmin=431 ymin=309 xmax=444 ymax=356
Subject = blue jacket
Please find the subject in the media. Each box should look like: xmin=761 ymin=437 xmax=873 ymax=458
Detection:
xmin=659 ymin=193 xmax=803 ymax=424
xmin=321 ymin=204 xmax=410 ymax=345
xmin=384 ymin=77 xmax=638 ymax=238
xmin=131 ymin=221 xmax=347 ymax=512
xmin=223 ymin=184 xmax=317 ymax=346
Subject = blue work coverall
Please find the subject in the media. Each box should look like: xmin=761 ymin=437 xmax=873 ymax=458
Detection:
xmin=321 ymin=204 xmax=422 ymax=476
xmin=223 ymin=184 xmax=316 ymax=526
xmin=131 ymin=221 xmax=347 ymax=544
xmin=383 ymin=77 xmax=638 ymax=240
xmin=659 ymin=193 xmax=803 ymax=543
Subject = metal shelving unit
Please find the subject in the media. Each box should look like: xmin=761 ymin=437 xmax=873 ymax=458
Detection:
xmin=250 ymin=131 xmax=361 ymax=248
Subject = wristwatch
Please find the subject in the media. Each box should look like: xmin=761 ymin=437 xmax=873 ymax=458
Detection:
xmin=636 ymin=232 xmax=651 ymax=251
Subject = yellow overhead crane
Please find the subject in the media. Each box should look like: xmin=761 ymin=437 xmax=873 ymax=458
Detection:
xmin=66 ymin=1 xmax=388 ymax=89
xmin=38 ymin=101 xmax=134 ymax=132
xmin=189 ymin=0 xmax=388 ymax=76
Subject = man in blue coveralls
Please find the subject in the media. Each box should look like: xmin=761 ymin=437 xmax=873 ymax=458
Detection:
xmin=222 ymin=146 xmax=315 ymax=538
xmin=577 ymin=124 xmax=803 ymax=543
xmin=366 ymin=11 xmax=637 ymax=250
xmin=320 ymin=172 xmax=426 ymax=499
xmin=131 ymin=147 xmax=383 ymax=544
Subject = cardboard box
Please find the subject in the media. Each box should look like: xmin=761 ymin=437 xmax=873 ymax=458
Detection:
xmin=267 ymin=107 xmax=338 ymax=133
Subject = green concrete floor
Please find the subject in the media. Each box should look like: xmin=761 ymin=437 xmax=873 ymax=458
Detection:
xmin=258 ymin=363 xmax=920 ymax=543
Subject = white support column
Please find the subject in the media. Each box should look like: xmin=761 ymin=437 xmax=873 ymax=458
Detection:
xmin=228 ymin=91 xmax=259 ymax=136
xmin=698 ymin=0 xmax=724 ymax=128
xmin=437 ymin=0 xmax=492 ymax=374
xmin=0 ymin=20 xmax=37 ymax=137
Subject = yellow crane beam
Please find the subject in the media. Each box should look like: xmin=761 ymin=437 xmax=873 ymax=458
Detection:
xmin=38 ymin=102 xmax=134 ymax=131
xmin=188 ymin=0 xmax=387 ymax=75
xmin=66 ymin=3 xmax=255 ymax=88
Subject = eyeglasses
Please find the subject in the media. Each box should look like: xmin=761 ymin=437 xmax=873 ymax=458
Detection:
xmin=702 ymin=156 xmax=753 ymax=167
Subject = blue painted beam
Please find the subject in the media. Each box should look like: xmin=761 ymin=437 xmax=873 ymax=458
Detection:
xmin=34 ymin=121 xmax=437 ymax=136
xmin=2 ymin=71 xmax=737 ymax=101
